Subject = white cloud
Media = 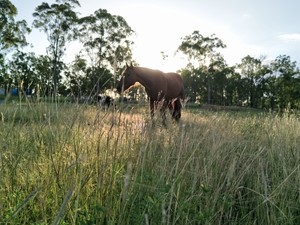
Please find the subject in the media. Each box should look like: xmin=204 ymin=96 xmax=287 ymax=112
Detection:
xmin=278 ymin=33 xmax=300 ymax=42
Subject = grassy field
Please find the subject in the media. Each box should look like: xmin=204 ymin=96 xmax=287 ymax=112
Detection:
xmin=0 ymin=100 xmax=300 ymax=224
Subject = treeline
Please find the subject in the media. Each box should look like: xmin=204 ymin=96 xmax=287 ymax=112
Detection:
xmin=178 ymin=31 xmax=300 ymax=110
xmin=0 ymin=0 xmax=134 ymax=100
xmin=0 ymin=0 xmax=299 ymax=110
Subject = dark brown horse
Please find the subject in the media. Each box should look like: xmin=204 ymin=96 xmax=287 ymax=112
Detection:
xmin=116 ymin=63 xmax=184 ymax=122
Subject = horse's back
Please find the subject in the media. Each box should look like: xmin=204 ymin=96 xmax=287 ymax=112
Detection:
xmin=164 ymin=72 xmax=184 ymax=99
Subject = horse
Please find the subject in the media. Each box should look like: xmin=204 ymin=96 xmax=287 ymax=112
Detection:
xmin=116 ymin=63 xmax=184 ymax=123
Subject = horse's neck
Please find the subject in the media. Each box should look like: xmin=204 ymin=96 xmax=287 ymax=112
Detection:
xmin=134 ymin=67 xmax=155 ymax=90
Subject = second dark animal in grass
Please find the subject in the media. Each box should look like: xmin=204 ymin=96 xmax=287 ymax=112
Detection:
xmin=98 ymin=95 xmax=114 ymax=108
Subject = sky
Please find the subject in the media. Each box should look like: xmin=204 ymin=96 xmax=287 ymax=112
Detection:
xmin=11 ymin=0 xmax=300 ymax=72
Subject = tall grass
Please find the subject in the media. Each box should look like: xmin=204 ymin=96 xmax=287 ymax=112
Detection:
xmin=0 ymin=101 xmax=299 ymax=224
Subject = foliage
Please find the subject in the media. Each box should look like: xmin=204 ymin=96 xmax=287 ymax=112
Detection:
xmin=61 ymin=8 xmax=135 ymax=98
xmin=64 ymin=56 xmax=114 ymax=98
xmin=0 ymin=0 xmax=30 ymax=94
xmin=32 ymin=0 xmax=80 ymax=97
xmin=8 ymin=51 xmax=38 ymax=93
xmin=271 ymin=55 xmax=300 ymax=109
xmin=0 ymin=0 xmax=31 ymax=53
xmin=176 ymin=30 xmax=300 ymax=110
xmin=237 ymin=55 xmax=271 ymax=108
xmin=177 ymin=31 xmax=227 ymax=104
xmin=78 ymin=9 xmax=134 ymax=78
xmin=34 ymin=55 xmax=53 ymax=97
xmin=178 ymin=30 xmax=226 ymax=65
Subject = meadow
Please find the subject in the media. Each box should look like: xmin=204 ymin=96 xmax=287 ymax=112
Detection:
xmin=0 ymin=99 xmax=300 ymax=224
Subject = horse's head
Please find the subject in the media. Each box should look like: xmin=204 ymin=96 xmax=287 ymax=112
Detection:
xmin=116 ymin=63 xmax=137 ymax=93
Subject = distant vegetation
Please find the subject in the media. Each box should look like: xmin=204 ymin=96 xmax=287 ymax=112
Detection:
xmin=1 ymin=0 xmax=300 ymax=111
xmin=1 ymin=101 xmax=300 ymax=224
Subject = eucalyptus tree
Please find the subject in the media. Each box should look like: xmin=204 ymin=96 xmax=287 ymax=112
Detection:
xmin=83 ymin=67 xmax=113 ymax=97
xmin=64 ymin=54 xmax=114 ymax=100
xmin=271 ymin=55 xmax=300 ymax=109
xmin=237 ymin=55 xmax=270 ymax=108
xmin=78 ymin=9 xmax=134 ymax=91
xmin=0 ymin=0 xmax=30 ymax=53
xmin=262 ymin=75 xmax=277 ymax=109
xmin=207 ymin=54 xmax=230 ymax=105
xmin=180 ymin=66 xmax=200 ymax=102
xmin=32 ymin=0 xmax=80 ymax=97
xmin=0 ymin=54 xmax=9 ymax=94
xmin=8 ymin=51 xmax=37 ymax=96
xmin=64 ymin=55 xmax=87 ymax=98
xmin=0 ymin=0 xmax=30 ymax=93
xmin=34 ymin=55 xmax=53 ymax=97
xmin=177 ymin=31 xmax=226 ymax=104
xmin=178 ymin=31 xmax=226 ymax=67
xmin=225 ymin=69 xmax=242 ymax=106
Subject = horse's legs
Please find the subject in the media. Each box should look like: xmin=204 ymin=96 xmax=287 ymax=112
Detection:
xmin=160 ymin=99 xmax=168 ymax=126
xmin=176 ymin=99 xmax=182 ymax=120
xmin=150 ymin=99 xmax=155 ymax=118
xmin=150 ymin=98 xmax=171 ymax=126
xmin=172 ymin=99 xmax=182 ymax=121
xmin=168 ymin=99 xmax=176 ymax=119
xmin=168 ymin=100 xmax=173 ymax=113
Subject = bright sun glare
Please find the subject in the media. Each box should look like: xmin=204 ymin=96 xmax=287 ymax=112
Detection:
xmin=122 ymin=3 xmax=194 ymax=72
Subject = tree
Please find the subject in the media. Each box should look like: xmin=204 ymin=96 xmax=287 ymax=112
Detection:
xmin=225 ymin=69 xmax=242 ymax=106
xmin=180 ymin=65 xmax=202 ymax=102
xmin=78 ymin=9 xmax=134 ymax=90
xmin=32 ymin=0 xmax=80 ymax=98
xmin=0 ymin=0 xmax=30 ymax=93
xmin=82 ymin=67 xmax=113 ymax=98
xmin=237 ymin=55 xmax=269 ymax=108
xmin=262 ymin=75 xmax=277 ymax=109
xmin=271 ymin=55 xmax=300 ymax=109
xmin=34 ymin=55 xmax=53 ymax=98
xmin=8 ymin=51 xmax=40 ymax=98
xmin=177 ymin=31 xmax=227 ymax=104
xmin=64 ymin=55 xmax=87 ymax=97
xmin=0 ymin=0 xmax=30 ymax=53
xmin=206 ymin=54 xmax=229 ymax=105
xmin=178 ymin=31 xmax=226 ymax=67
xmin=0 ymin=57 xmax=10 ymax=95
xmin=64 ymin=54 xmax=114 ymax=100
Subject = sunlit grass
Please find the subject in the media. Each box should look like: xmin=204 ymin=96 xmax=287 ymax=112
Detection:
xmin=0 ymin=101 xmax=299 ymax=224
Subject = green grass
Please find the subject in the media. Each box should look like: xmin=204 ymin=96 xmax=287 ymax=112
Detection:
xmin=0 ymin=101 xmax=300 ymax=224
